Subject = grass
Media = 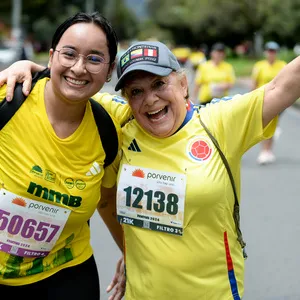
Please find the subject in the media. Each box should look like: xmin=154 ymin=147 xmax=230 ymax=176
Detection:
xmin=227 ymin=49 xmax=297 ymax=77
xmin=227 ymin=57 xmax=256 ymax=77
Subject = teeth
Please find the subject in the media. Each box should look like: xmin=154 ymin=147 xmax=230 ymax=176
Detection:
xmin=66 ymin=77 xmax=87 ymax=85
xmin=148 ymin=108 xmax=164 ymax=115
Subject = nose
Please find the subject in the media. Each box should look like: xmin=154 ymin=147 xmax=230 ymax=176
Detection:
xmin=144 ymin=89 xmax=160 ymax=106
xmin=70 ymin=56 xmax=87 ymax=75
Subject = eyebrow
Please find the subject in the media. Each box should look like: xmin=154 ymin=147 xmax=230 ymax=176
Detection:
xmin=61 ymin=45 xmax=105 ymax=56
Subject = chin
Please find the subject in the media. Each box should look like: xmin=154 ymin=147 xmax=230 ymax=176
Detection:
xmin=63 ymin=93 xmax=89 ymax=104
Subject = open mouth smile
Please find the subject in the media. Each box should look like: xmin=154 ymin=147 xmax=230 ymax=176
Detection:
xmin=147 ymin=106 xmax=168 ymax=121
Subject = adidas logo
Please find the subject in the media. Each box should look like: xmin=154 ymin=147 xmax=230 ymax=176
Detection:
xmin=86 ymin=162 xmax=101 ymax=176
xmin=128 ymin=139 xmax=141 ymax=152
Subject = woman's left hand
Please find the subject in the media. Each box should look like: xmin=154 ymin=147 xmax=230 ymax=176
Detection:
xmin=107 ymin=256 xmax=126 ymax=300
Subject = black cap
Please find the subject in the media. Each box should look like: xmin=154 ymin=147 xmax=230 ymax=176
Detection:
xmin=211 ymin=42 xmax=225 ymax=51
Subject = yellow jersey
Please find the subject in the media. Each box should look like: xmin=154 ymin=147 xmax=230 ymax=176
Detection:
xmin=251 ymin=59 xmax=287 ymax=88
xmin=0 ymin=78 xmax=122 ymax=285
xmin=100 ymin=88 xmax=277 ymax=299
xmin=195 ymin=60 xmax=235 ymax=104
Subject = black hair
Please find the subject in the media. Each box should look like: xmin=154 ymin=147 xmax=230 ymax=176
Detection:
xmin=51 ymin=11 xmax=118 ymax=65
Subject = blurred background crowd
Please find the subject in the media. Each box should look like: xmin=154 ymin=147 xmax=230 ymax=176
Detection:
xmin=1 ymin=0 xmax=300 ymax=78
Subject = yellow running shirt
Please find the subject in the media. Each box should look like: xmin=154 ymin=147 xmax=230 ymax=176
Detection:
xmin=251 ymin=59 xmax=287 ymax=88
xmin=100 ymin=88 xmax=277 ymax=300
xmin=195 ymin=60 xmax=235 ymax=104
xmin=0 ymin=78 xmax=122 ymax=285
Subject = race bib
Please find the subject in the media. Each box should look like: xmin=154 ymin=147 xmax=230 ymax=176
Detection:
xmin=0 ymin=189 xmax=71 ymax=257
xmin=210 ymin=83 xmax=224 ymax=98
xmin=117 ymin=165 xmax=186 ymax=236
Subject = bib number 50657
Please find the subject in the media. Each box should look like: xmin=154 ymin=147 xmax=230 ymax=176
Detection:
xmin=0 ymin=209 xmax=60 ymax=242
xmin=123 ymin=186 xmax=179 ymax=215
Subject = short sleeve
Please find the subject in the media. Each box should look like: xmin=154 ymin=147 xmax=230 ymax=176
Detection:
xmin=92 ymin=92 xmax=132 ymax=126
xmin=201 ymin=87 xmax=278 ymax=158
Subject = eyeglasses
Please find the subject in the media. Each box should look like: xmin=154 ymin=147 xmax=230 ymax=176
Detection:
xmin=54 ymin=48 xmax=110 ymax=74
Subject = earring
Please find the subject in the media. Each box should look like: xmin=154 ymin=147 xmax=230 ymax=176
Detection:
xmin=106 ymin=76 xmax=112 ymax=82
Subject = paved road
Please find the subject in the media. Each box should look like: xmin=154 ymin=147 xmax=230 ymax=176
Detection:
xmin=90 ymin=70 xmax=300 ymax=299
xmin=241 ymin=106 xmax=300 ymax=300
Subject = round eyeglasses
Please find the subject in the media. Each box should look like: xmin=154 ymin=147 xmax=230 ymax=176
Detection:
xmin=55 ymin=48 xmax=110 ymax=74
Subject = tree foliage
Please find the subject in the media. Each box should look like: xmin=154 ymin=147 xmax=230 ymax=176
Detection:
xmin=147 ymin=0 xmax=300 ymax=48
xmin=1 ymin=0 xmax=300 ymax=51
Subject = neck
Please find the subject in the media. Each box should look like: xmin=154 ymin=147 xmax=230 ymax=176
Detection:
xmin=212 ymin=60 xmax=221 ymax=66
xmin=45 ymin=81 xmax=87 ymax=123
xmin=175 ymin=100 xmax=194 ymax=133
xmin=44 ymin=81 xmax=87 ymax=138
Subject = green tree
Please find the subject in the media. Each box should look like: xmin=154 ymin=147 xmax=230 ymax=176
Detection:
xmin=146 ymin=0 xmax=300 ymax=50
xmin=104 ymin=0 xmax=139 ymax=41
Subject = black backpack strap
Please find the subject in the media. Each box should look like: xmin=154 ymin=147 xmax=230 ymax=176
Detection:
xmin=0 ymin=67 xmax=118 ymax=167
xmin=89 ymin=98 xmax=119 ymax=168
xmin=0 ymin=68 xmax=50 ymax=130
xmin=198 ymin=114 xmax=247 ymax=259
xmin=0 ymin=82 xmax=26 ymax=130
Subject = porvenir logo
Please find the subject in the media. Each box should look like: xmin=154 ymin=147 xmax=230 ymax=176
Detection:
xmin=187 ymin=136 xmax=213 ymax=162
xmin=12 ymin=197 xmax=27 ymax=207
xmin=132 ymin=169 xmax=145 ymax=178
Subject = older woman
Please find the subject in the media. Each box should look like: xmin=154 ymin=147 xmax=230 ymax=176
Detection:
xmin=1 ymin=40 xmax=300 ymax=300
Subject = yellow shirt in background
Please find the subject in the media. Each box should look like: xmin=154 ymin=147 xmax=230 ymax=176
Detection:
xmin=195 ymin=60 xmax=235 ymax=104
xmin=251 ymin=59 xmax=287 ymax=88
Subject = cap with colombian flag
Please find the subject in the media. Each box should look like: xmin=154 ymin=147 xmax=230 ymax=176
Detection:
xmin=115 ymin=41 xmax=181 ymax=91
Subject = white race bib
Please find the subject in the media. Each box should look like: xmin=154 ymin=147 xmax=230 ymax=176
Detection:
xmin=117 ymin=165 xmax=186 ymax=236
xmin=0 ymin=189 xmax=71 ymax=257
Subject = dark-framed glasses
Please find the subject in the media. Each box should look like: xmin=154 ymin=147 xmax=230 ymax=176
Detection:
xmin=55 ymin=48 xmax=109 ymax=74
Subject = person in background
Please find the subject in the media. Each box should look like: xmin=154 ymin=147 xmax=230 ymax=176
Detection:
xmin=252 ymin=41 xmax=287 ymax=165
xmin=0 ymin=12 xmax=123 ymax=300
xmin=2 ymin=39 xmax=300 ymax=300
xmin=188 ymin=45 xmax=207 ymax=71
xmin=193 ymin=42 xmax=235 ymax=104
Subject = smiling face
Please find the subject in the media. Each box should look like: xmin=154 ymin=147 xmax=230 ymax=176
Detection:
xmin=48 ymin=22 xmax=113 ymax=104
xmin=123 ymin=71 xmax=189 ymax=138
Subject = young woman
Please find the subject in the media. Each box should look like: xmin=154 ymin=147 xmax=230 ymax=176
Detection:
xmin=0 ymin=12 xmax=123 ymax=300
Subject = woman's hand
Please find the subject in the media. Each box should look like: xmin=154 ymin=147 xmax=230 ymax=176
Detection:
xmin=0 ymin=60 xmax=45 ymax=101
xmin=106 ymin=256 xmax=126 ymax=300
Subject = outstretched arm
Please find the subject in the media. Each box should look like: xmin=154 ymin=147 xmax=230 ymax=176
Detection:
xmin=263 ymin=55 xmax=300 ymax=127
xmin=0 ymin=60 xmax=45 ymax=101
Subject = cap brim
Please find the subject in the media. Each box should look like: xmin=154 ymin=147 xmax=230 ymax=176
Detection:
xmin=115 ymin=64 xmax=173 ymax=91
